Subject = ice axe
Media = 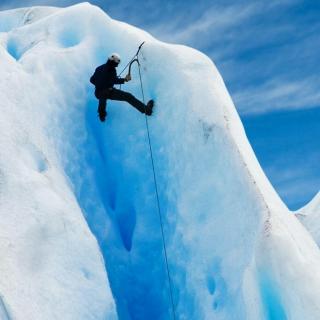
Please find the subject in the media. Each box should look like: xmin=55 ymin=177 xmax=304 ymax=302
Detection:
xmin=125 ymin=42 xmax=145 ymax=80
xmin=125 ymin=58 xmax=139 ymax=81
xmin=119 ymin=41 xmax=145 ymax=77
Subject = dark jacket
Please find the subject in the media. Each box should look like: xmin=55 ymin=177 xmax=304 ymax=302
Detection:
xmin=90 ymin=60 xmax=125 ymax=93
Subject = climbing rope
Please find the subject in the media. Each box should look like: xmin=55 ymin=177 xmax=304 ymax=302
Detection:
xmin=123 ymin=43 xmax=177 ymax=320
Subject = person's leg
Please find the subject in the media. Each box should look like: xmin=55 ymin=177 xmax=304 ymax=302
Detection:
xmin=108 ymin=88 xmax=146 ymax=113
xmin=98 ymin=99 xmax=107 ymax=121
xmin=95 ymin=89 xmax=111 ymax=121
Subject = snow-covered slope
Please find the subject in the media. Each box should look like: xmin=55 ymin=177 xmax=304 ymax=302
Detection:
xmin=0 ymin=2 xmax=320 ymax=320
xmin=297 ymin=192 xmax=320 ymax=246
xmin=0 ymin=5 xmax=117 ymax=320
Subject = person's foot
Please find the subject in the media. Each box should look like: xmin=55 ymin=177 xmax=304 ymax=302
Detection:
xmin=145 ymin=100 xmax=154 ymax=116
xmin=98 ymin=110 xmax=107 ymax=122
xmin=98 ymin=105 xmax=107 ymax=122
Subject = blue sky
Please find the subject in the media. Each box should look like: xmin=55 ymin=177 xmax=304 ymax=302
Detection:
xmin=2 ymin=0 xmax=319 ymax=210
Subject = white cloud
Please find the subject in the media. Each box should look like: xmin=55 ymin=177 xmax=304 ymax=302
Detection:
xmin=233 ymin=76 xmax=320 ymax=115
xmin=149 ymin=2 xmax=258 ymax=46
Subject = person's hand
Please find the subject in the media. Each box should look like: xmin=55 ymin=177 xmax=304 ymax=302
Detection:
xmin=125 ymin=74 xmax=132 ymax=82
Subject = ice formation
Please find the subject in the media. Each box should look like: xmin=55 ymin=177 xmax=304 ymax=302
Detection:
xmin=297 ymin=192 xmax=320 ymax=246
xmin=0 ymin=2 xmax=319 ymax=319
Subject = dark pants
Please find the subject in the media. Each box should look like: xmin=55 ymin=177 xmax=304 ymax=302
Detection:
xmin=95 ymin=88 xmax=146 ymax=114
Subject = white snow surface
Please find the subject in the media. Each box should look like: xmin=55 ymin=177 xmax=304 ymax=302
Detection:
xmin=0 ymin=2 xmax=319 ymax=320
xmin=0 ymin=4 xmax=117 ymax=320
xmin=297 ymin=192 xmax=320 ymax=246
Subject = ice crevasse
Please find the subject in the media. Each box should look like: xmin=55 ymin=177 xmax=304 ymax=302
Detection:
xmin=0 ymin=2 xmax=320 ymax=320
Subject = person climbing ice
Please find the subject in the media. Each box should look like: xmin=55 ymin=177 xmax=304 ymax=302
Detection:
xmin=90 ymin=52 xmax=154 ymax=122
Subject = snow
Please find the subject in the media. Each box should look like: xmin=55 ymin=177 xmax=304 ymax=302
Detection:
xmin=0 ymin=4 xmax=116 ymax=320
xmin=0 ymin=2 xmax=320 ymax=320
xmin=297 ymin=192 xmax=320 ymax=246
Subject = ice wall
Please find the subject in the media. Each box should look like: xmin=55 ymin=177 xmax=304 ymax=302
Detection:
xmin=0 ymin=5 xmax=116 ymax=320
xmin=1 ymin=2 xmax=320 ymax=320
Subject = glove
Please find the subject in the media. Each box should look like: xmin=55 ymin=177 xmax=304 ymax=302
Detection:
xmin=125 ymin=74 xmax=132 ymax=82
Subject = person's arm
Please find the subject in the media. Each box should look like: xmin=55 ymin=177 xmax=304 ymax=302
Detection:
xmin=114 ymin=77 xmax=125 ymax=84
xmin=114 ymin=74 xmax=131 ymax=84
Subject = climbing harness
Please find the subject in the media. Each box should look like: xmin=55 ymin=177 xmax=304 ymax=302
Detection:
xmin=121 ymin=42 xmax=177 ymax=320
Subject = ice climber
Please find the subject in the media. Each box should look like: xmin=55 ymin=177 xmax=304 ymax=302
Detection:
xmin=90 ymin=53 xmax=154 ymax=122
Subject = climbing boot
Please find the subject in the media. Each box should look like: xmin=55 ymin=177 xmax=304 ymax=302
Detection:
xmin=145 ymin=100 xmax=154 ymax=116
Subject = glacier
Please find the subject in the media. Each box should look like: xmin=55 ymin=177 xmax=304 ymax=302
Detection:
xmin=297 ymin=192 xmax=320 ymax=246
xmin=0 ymin=2 xmax=319 ymax=320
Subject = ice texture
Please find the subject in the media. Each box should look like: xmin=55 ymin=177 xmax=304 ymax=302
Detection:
xmin=0 ymin=2 xmax=319 ymax=320
xmin=297 ymin=192 xmax=320 ymax=246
